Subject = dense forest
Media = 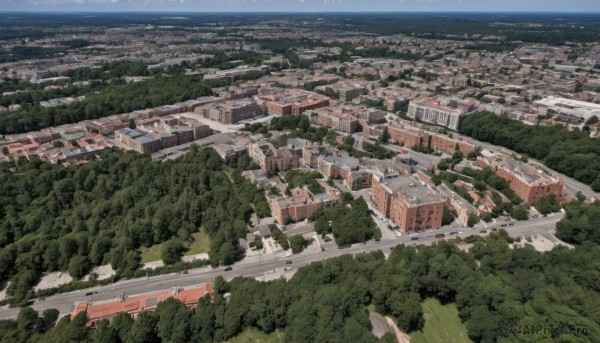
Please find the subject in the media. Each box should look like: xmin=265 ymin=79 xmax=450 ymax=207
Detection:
xmin=0 ymin=75 xmax=227 ymax=135
xmin=460 ymin=111 xmax=600 ymax=190
xmin=2 ymin=224 xmax=600 ymax=342
xmin=0 ymin=147 xmax=269 ymax=305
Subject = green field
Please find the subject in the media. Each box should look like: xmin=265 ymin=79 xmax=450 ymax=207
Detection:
xmin=139 ymin=243 xmax=164 ymax=264
xmin=225 ymin=328 xmax=284 ymax=343
xmin=184 ymin=230 xmax=211 ymax=256
xmin=140 ymin=230 xmax=211 ymax=263
xmin=410 ymin=298 xmax=472 ymax=343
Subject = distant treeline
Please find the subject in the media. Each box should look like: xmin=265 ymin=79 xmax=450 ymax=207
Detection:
xmin=0 ymin=75 xmax=228 ymax=135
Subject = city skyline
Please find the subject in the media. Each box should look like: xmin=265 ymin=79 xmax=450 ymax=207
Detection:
xmin=1 ymin=0 xmax=599 ymax=13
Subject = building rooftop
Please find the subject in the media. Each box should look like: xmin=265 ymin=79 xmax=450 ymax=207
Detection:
xmin=380 ymin=176 xmax=444 ymax=206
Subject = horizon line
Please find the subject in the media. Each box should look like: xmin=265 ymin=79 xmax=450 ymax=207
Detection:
xmin=2 ymin=10 xmax=600 ymax=14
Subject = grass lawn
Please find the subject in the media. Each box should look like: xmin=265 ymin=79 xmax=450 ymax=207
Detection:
xmin=184 ymin=230 xmax=211 ymax=256
xmin=225 ymin=328 xmax=284 ymax=343
xmin=410 ymin=298 xmax=472 ymax=343
xmin=139 ymin=243 xmax=163 ymax=264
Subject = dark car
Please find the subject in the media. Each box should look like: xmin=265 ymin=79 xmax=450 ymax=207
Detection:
xmin=410 ymin=236 xmax=420 ymax=241
xmin=508 ymin=223 xmax=514 ymax=226
xmin=480 ymin=229 xmax=487 ymax=234
xmin=500 ymin=224 xmax=507 ymax=227
xmin=491 ymin=228 xmax=498 ymax=232
xmin=224 ymin=266 xmax=233 ymax=272
xmin=285 ymin=260 xmax=293 ymax=264
xmin=85 ymin=292 xmax=93 ymax=296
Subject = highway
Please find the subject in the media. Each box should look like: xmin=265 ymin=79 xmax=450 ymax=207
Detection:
xmin=0 ymin=213 xmax=563 ymax=321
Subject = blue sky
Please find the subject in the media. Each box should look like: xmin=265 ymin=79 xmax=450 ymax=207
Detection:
xmin=1 ymin=0 xmax=599 ymax=12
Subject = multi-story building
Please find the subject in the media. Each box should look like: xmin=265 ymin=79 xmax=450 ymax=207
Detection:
xmin=338 ymin=85 xmax=365 ymax=102
xmin=477 ymin=156 xmax=564 ymax=205
xmin=430 ymin=134 xmax=459 ymax=154
xmin=302 ymin=143 xmax=332 ymax=168
xmin=307 ymin=107 xmax=360 ymax=133
xmin=268 ymin=185 xmax=340 ymax=224
xmin=196 ymin=99 xmax=264 ymax=124
xmin=116 ymin=128 xmax=161 ymax=154
xmin=257 ymin=88 xmax=329 ymax=116
xmin=316 ymin=156 xmax=360 ymax=185
xmin=248 ymin=140 xmax=299 ymax=172
xmin=407 ymin=97 xmax=474 ymax=130
xmin=371 ymin=175 xmax=445 ymax=233
xmin=212 ymin=143 xmax=247 ymax=165
xmin=387 ymin=123 xmax=430 ymax=149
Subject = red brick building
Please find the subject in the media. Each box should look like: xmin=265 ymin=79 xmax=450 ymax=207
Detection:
xmin=478 ymin=157 xmax=564 ymax=205
xmin=371 ymin=175 xmax=445 ymax=233
xmin=72 ymin=282 xmax=213 ymax=329
xmin=268 ymin=186 xmax=340 ymax=224
xmin=388 ymin=124 xmax=430 ymax=149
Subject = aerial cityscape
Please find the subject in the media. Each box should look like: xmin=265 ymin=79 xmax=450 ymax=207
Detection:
xmin=0 ymin=3 xmax=599 ymax=343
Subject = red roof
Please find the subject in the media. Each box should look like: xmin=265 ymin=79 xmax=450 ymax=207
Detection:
xmin=72 ymin=282 xmax=212 ymax=326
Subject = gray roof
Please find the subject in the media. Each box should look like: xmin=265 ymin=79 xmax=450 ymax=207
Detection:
xmin=381 ymin=176 xmax=443 ymax=205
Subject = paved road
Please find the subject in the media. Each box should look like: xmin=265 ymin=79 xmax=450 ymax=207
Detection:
xmin=0 ymin=214 xmax=563 ymax=321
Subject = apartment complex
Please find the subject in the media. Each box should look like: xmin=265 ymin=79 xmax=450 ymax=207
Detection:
xmin=315 ymin=83 xmax=365 ymax=102
xmin=317 ymin=156 xmax=361 ymax=185
xmin=407 ymin=96 xmax=474 ymax=130
xmin=195 ymin=99 xmax=264 ymax=124
xmin=477 ymin=156 xmax=564 ymax=205
xmin=116 ymin=128 xmax=162 ymax=154
xmin=371 ymin=175 xmax=445 ymax=233
xmin=256 ymin=88 xmax=329 ymax=116
xmin=363 ymin=122 xmax=477 ymax=154
xmin=268 ymin=185 xmax=340 ymax=224
xmin=307 ymin=107 xmax=360 ymax=133
xmin=248 ymin=140 xmax=299 ymax=172
xmin=386 ymin=122 xmax=430 ymax=149
xmin=116 ymin=117 xmax=212 ymax=154
xmin=302 ymin=143 xmax=332 ymax=168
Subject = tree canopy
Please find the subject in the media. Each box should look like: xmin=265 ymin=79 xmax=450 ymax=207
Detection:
xmin=0 ymin=147 xmax=268 ymax=305
xmin=460 ymin=111 xmax=600 ymax=189
xmin=3 ymin=229 xmax=600 ymax=342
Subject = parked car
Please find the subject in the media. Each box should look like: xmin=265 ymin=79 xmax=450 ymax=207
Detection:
xmin=491 ymin=228 xmax=498 ymax=232
xmin=285 ymin=260 xmax=292 ymax=265
xmin=85 ymin=292 xmax=93 ymax=296
xmin=434 ymin=234 xmax=445 ymax=239
xmin=284 ymin=267 xmax=293 ymax=271
xmin=480 ymin=229 xmax=487 ymax=234
xmin=224 ymin=266 xmax=233 ymax=272
xmin=410 ymin=236 xmax=420 ymax=241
